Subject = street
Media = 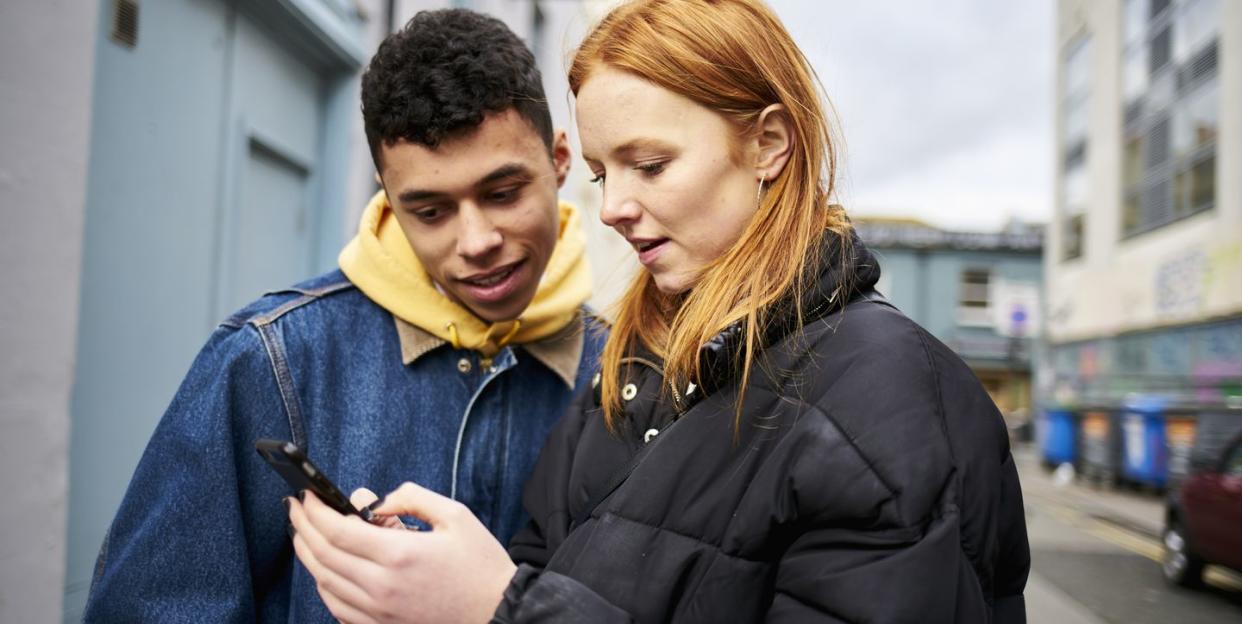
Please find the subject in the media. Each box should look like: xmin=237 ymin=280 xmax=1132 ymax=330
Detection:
xmin=1016 ymin=445 xmax=1242 ymax=623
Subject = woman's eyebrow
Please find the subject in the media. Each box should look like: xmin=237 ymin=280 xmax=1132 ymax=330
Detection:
xmin=584 ymin=137 xmax=679 ymax=163
xmin=612 ymin=137 xmax=678 ymax=158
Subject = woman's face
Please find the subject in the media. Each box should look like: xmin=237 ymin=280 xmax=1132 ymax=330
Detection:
xmin=576 ymin=67 xmax=762 ymax=294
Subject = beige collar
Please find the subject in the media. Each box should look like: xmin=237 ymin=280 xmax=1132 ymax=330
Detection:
xmin=394 ymin=313 xmax=585 ymax=388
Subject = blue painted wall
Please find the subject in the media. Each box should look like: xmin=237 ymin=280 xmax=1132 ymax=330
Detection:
xmin=63 ymin=1 xmax=368 ymax=619
xmin=870 ymin=245 xmax=1043 ymax=366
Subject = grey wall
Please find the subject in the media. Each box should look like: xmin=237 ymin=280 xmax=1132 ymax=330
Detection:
xmin=0 ymin=1 xmax=100 ymax=621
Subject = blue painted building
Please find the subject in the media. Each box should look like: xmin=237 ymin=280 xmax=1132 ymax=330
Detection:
xmin=855 ymin=218 xmax=1045 ymax=420
xmin=60 ymin=1 xmax=380 ymax=619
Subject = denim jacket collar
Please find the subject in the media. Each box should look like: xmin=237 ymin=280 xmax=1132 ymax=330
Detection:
xmin=395 ymin=313 xmax=585 ymax=388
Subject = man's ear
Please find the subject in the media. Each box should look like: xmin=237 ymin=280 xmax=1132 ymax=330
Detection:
xmin=551 ymin=130 xmax=572 ymax=188
xmin=753 ymin=104 xmax=794 ymax=181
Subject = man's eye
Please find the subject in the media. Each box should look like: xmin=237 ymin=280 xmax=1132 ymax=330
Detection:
xmin=414 ymin=206 xmax=445 ymax=222
xmin=488 ymin=187 xmax=520 ymax=203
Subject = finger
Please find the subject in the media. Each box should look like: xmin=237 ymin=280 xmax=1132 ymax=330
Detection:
xmin=291 ymin=528 xmax=376 ymax=621
xmin=301 ymin=491 xmax=411 ymax=570
xmin=349 ymin=488 xmax=404 ymax=529
xmin=291 ymin=495 xmax=389 ymax=598
xmin=371 ymin=482 xmax=468 ymax=529
xmin=350 ymin=487 xmax=379 ymax=510
xmin=319 ymin=587 xmax=381 ymax=624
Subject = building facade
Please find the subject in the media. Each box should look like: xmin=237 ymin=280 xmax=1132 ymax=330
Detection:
xmin=2 ymin=0 xmax=632 ymax=621
xmin=1049 ymin=0 xmax=1241 ymax=409
xmin=855 ymin=219 xmax=1044 ymax=420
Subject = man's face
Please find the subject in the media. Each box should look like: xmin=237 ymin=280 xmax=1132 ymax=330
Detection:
xmin=380 ymin=109 xmax=571 ymax=323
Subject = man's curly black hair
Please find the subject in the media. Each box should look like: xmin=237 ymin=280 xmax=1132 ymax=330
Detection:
xmin=362 ymin=9 xmax=554 ymax=168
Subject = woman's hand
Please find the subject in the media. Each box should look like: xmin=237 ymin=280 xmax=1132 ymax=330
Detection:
xmin=287 ymin=482 xmax=517 ymax=624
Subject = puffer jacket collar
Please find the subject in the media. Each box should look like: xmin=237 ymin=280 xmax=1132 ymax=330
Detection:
xmin=696 ymin=228 xmax=881 ymax=396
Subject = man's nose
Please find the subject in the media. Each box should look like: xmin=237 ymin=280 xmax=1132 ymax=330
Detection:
xmin=456 ymin=203 xmax=503 ymax=258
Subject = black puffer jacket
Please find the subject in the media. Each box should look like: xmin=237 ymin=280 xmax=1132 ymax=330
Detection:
xmin=495 ymin=234 xmax=1030 ymax=623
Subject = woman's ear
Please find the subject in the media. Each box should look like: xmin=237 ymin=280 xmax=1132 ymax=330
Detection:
xmin=552 ymin=130 xmax=573 ymax=187
xmin=753 ymin=104 xmax=794 ymax=180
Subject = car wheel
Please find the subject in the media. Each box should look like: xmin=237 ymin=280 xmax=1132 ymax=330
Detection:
xmin=1162 ymin=521 xmax=1204 ymax=588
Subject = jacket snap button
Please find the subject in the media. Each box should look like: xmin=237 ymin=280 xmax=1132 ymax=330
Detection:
xmin=644 ymin=428 xmax=659 ymax=443
xmin=457 ymin=358 xmax=471 ymax=374
xmin=592 ymin=372 xmax=602 ymax=388
xmin=622 ymin=383 xmax=638 ymax=401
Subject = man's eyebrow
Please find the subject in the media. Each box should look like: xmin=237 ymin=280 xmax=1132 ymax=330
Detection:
xmin=397 ymin=188 xmax=447 ymax=204
xmin=395 ymin=163 xmax=535 ymax=204
xmin=478 ymin=163 xmax=535 ymax=186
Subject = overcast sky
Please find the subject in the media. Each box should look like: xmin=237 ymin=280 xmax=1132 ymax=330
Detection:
xmin=767 ymin=0 xmax=1055 ymax=232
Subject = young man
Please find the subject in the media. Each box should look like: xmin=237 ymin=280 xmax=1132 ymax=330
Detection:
xmin=84 ymin=9 xmax=603 ymax=622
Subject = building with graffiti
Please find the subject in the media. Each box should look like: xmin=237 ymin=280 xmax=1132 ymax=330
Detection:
xmin=1047 ymin=0 xmax=1241 ymax=488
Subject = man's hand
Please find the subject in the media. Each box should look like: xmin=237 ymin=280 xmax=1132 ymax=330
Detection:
xmin=288 ymin=483 xmax=517 ymax=624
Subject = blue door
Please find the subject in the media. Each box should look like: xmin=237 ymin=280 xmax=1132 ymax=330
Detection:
xmin=64 ymin=0 xmax=355 ymax=619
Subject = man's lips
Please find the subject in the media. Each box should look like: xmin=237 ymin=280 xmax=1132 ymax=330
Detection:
xmin=457 ymin=260 xmax=523 ymax=287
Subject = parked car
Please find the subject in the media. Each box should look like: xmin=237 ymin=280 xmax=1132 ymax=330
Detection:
xmin=1162 ymin=431 xmax=1242 ymax=587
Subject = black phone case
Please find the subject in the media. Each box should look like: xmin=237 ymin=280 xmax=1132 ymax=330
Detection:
xmin=255 ymin=439 xmax=367 ymax=519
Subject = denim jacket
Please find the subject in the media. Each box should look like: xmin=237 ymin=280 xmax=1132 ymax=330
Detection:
xmin=83 ymin=270 xmax=605 ymax=622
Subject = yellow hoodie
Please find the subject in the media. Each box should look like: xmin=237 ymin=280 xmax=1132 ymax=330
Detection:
xmin=339 ymin=191 xmax=591 ymax=358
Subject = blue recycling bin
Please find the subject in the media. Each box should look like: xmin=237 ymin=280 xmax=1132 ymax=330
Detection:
xmin=1041 ymin=408 xmax=1076 ymax=465
xmin=1120 ymin=397 xmax=1168 ymax=488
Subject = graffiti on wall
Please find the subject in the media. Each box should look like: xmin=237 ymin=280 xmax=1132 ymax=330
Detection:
xmin=1155 ymin=240 xmax=1242 ymax=320
xmin=1154 ymin=249 xmax=1207 ymax=318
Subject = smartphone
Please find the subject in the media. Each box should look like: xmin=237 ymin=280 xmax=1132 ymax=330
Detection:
xmin=255 ymin=439 xmax=374 ymax=522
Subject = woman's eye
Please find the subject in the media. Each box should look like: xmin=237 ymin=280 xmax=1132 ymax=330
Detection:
xmin=636 ymin=161 xmax=666 ymax=177
xmin=589 ymin=174 xmax=606 ymax=187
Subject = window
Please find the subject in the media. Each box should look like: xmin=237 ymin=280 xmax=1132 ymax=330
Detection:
xmin=1172 ymin=78 xmax=1218 ymax=159
xmin=1174 ymin=0 xmax=1220 ymax=64
xmin=1060 ymin=35 xmax=1091 ymax=261
xmin=958 ymin=269 xmax=992 ymax=327
xmin=1121 ymin=0 xmax=1219 ymax=238
xmin=1063 ymin=166 xmax=1087 ymax=260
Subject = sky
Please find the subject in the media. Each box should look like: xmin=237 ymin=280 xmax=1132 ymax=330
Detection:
xmin=767 ymin=0 xmax=1056 ymax=232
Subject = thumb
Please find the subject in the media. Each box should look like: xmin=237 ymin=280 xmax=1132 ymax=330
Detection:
xmin=349 ymin=487 xmax=379 ymax=510
xmin=372 ymin=482 xmax=465 ymax=528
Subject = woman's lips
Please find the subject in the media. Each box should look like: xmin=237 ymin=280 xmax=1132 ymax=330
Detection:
xmin=635 ymin=239 xmax=668 ymax=266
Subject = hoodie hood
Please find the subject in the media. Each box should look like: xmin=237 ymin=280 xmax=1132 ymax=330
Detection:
xmin=339 ymin=190 xmax=592 ymax=357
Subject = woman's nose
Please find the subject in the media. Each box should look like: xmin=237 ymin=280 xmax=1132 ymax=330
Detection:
xmin=599 ymin=186 xmax=642 ymax=228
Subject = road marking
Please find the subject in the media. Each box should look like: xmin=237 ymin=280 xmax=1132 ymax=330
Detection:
xmin=1025 ymin=489 xmax=1242 ymax=592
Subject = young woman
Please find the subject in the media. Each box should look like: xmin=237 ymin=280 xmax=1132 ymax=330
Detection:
xmin=287 ymin=1 xmax=1030 ymax=622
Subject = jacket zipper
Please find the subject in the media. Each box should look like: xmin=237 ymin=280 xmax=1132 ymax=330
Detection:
xmin=619 ymin=355 xmax=687 ymax=415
